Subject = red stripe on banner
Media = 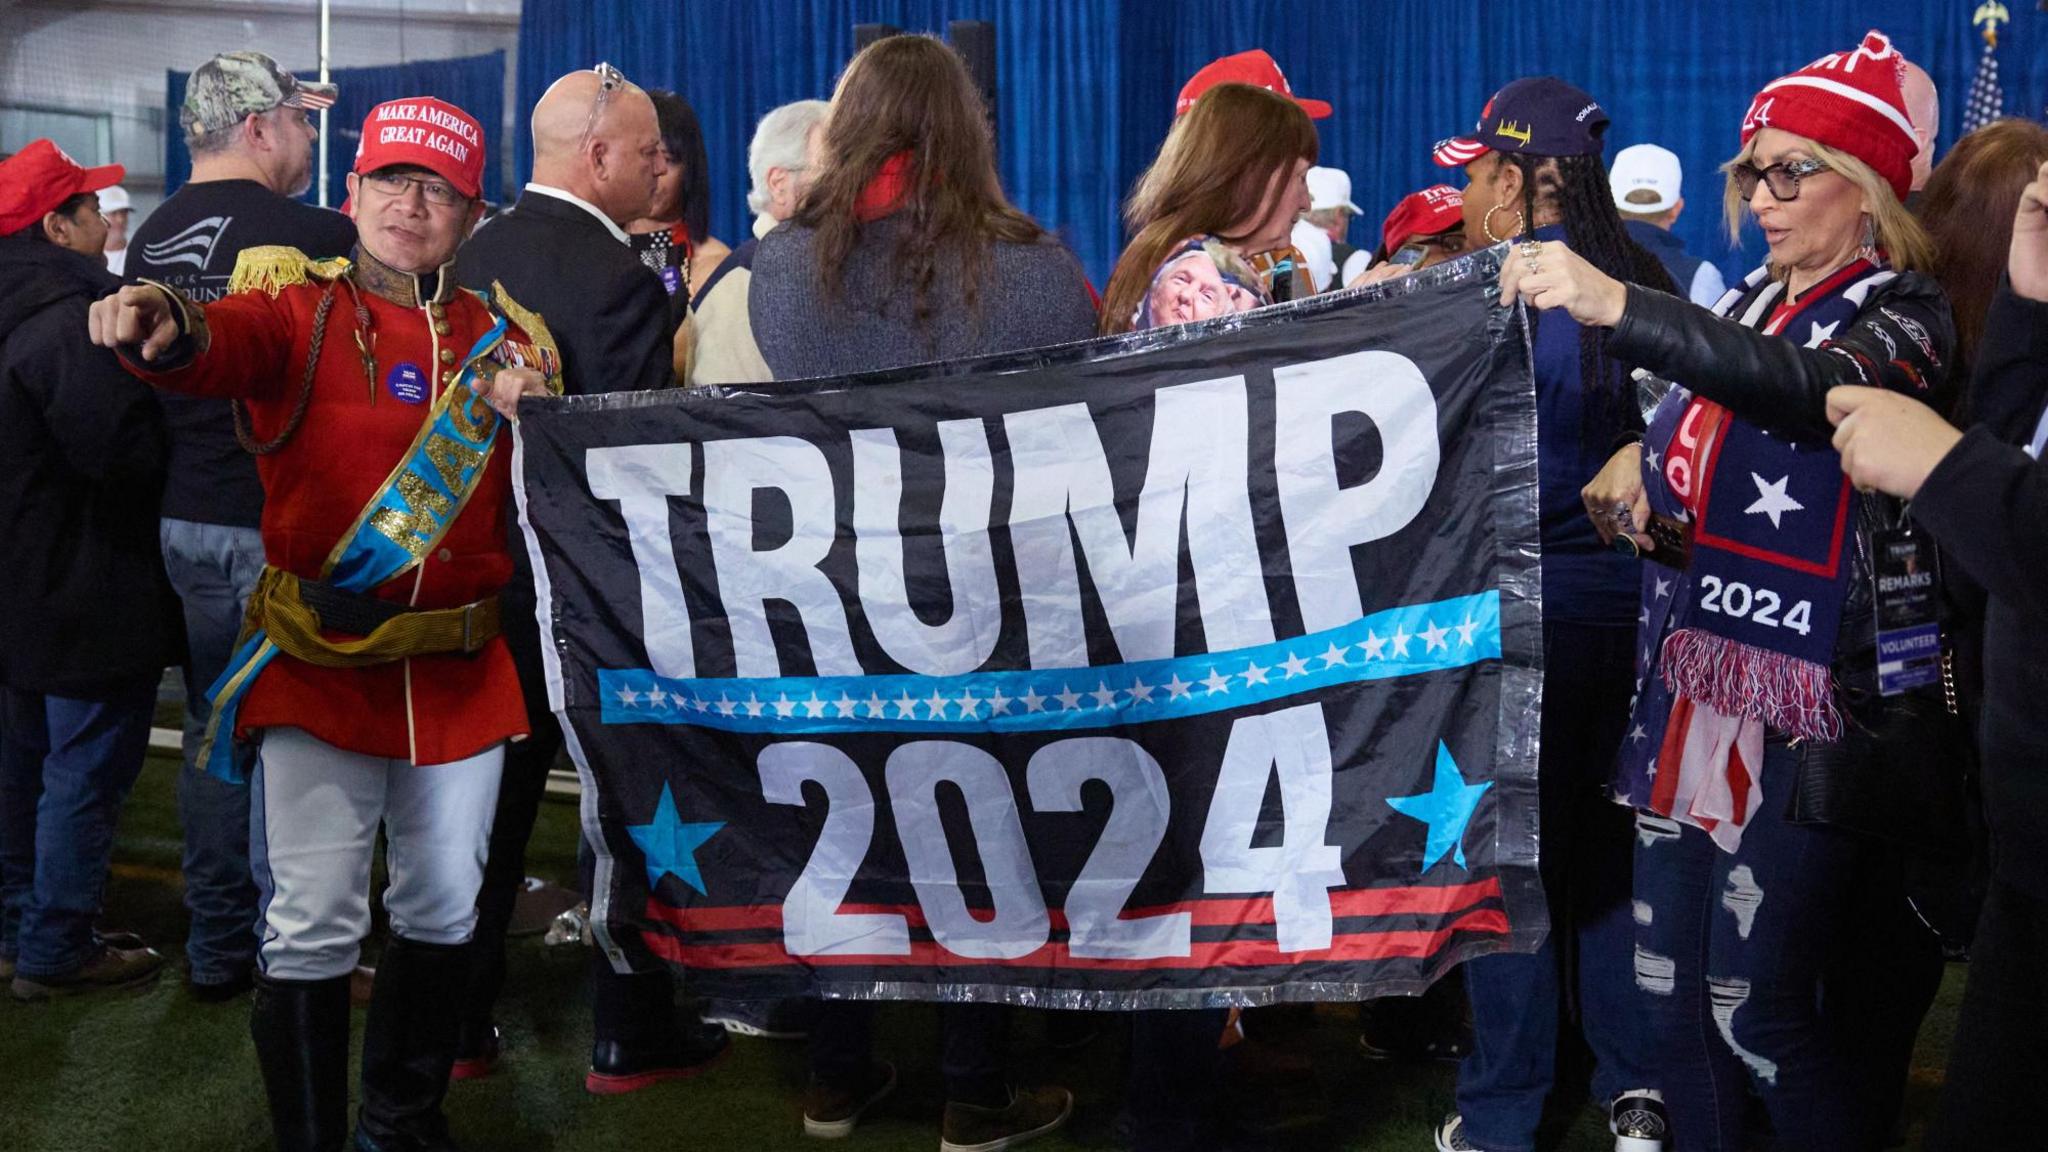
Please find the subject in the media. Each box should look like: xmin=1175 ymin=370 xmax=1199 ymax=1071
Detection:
xmin=644 ymin=902 xmax=783 ymax=933
xmin=639 ymin=907 xmax=1510 ymax=972
xmin=643 ymin=878 xmax=1504 ymax=938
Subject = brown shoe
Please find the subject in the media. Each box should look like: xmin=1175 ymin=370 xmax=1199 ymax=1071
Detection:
xmin=349 ymin=964 xmax=375 ymax=1007
xmin=801 ymin=1060 xmax=896 ymax=1139
xmin=940 ymin=1086 xmax=1074 ymax=1152
xmin=10 ymin=944 xmax=164 ymax=1001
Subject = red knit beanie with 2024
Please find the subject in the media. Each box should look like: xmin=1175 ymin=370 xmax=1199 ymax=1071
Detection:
xmin=1738 ymin=30 xmax=1920 ymax=202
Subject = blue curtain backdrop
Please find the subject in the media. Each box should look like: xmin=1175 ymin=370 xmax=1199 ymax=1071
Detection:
xmin=166 ymin=51 xmax=507 ymax=206
xmin=516 ymin=1 xmax=2048 ymax=288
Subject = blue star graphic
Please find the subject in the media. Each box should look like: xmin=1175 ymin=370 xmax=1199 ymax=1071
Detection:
xmin=1386 ymin=742 xmax=1492 ymax=872
xmin=626 ymin=783 xmax=725 ymax=896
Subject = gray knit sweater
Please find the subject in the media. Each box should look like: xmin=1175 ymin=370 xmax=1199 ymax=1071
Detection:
xmin=747 ymin=214 xmax=1099 ymax=380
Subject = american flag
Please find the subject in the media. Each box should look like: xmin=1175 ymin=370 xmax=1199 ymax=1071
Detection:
xmin=1962 ymin=34 xmax=2005 ymax=134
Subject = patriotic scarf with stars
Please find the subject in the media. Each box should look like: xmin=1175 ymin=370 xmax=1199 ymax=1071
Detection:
xmin=1615 ymin=259 xmax=1888 ymax=849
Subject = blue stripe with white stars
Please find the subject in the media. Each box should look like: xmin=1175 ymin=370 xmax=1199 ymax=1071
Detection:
xmin=596 ymin=590 xmax=1501 ymax=734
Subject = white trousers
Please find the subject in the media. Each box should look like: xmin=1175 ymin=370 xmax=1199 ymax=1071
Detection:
xmin=251 ymin=726 xmax=504 ymax=981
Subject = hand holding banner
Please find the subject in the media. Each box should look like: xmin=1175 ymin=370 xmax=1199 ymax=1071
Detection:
xmin=515 ymin=247 xmax=1545 ymax=1008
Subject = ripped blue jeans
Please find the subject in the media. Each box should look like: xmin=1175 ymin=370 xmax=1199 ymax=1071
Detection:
xmin=1630 ymin=741 xmax=1861 ymax=1152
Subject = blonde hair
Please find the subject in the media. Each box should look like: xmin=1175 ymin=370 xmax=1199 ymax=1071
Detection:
xmin=1721 ymin=132 xmax=1932 ymax=273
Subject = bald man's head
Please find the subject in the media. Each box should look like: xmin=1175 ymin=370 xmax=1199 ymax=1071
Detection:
xmin=1901 ymin=60 xmax=1939 ymax=191
xmin=529 ymin=68 xmax=666 ymax=225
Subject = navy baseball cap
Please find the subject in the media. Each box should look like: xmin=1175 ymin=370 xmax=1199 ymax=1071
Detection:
xmin=1433 ymin=76 xmax=1609 ymax=167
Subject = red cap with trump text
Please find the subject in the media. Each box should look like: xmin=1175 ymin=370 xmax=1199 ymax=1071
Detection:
xmin=353 ymin=97 xmax=485 ymax=200
xmin=1382 ymin=184 xmax=1466 ymax=254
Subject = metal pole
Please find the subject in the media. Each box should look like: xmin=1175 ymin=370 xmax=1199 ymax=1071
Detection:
xmin=317 ymin=0 xmax=331 ymax=206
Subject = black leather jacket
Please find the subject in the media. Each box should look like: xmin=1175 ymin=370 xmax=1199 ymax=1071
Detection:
xmin=1606 ymin=274 xmax=1960 ymax=844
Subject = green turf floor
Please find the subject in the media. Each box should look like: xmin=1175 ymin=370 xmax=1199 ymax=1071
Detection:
xmin=0 ymin=750 xmax=1963 ymax=1152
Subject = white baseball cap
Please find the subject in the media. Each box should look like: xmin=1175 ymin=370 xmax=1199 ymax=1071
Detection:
xmin=1610 ymin=144 xmax=1681 ymax=214
xmin=1305 ymin=166 xmax=1361 ymax=214
xmin=97 ymin=184 xmax=132 ymax=214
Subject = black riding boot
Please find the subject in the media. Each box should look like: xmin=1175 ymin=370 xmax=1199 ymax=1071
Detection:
xmin=354 ymin=937 xmax=471 ymax=1152
xmin=250 ymin=972 xmax=352 ymax=1152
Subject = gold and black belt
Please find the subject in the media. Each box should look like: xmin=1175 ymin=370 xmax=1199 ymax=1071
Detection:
xmin=247 ymin=565 xmax=501 ymax=668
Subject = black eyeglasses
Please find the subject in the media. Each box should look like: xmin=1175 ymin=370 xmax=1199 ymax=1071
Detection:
xmin=1731 ymin=157 xmax=1830 ymax=202
xmin=580 ymin=61 xmax=627 ymax=149
xmin=363 ymin=170 xmax=465 ymax=208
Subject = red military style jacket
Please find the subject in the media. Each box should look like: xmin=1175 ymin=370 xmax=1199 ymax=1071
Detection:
xmin=126 ymin=246 xmax=560 ymax=764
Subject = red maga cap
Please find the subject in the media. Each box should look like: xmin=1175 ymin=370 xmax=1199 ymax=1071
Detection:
xmin=1176 ymin=50 xmax=1332 ymax=119
xmin=0 ymin=139 xmax=125 ymax=236
xmin=353 ymin=97 xmax=486 ymax=199
xmin=1382 ymin=184 xmax=1466 ymax=253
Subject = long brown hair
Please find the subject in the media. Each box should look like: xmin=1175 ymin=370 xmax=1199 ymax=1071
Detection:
xmin=1919 ymin=117 xmax=2048 ymax=405
xmin=1100 ymin=84 xmax=1318 ymax=334
xmin=794 ymin=34 xmax=1044 ymax=326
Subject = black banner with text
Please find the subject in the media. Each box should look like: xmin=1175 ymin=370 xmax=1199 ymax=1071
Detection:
xmin=515 ymin=250 xmax=1545 ymax=1007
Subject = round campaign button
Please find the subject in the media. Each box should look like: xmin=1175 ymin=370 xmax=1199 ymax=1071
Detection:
xmin=386 ymin=362 xmax=427 ymax=405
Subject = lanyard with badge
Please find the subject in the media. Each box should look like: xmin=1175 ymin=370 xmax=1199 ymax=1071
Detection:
xmin=1871 ymin=502 xmax=1943 ymax=697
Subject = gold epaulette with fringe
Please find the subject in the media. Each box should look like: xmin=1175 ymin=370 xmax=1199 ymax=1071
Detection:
xmin=483 ymin=280 xmax=567 ymax=395
xmin=227 ymin=246 xmax=352 ymax=298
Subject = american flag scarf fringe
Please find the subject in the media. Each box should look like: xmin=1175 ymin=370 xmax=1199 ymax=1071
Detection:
xmin=1614 ymin=260 xmax=1896 ymax=850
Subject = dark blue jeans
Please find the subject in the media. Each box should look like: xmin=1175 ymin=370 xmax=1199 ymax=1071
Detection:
xmin=161 ymin=518 xmax=265 ymax=985
xmin=1456 ymin=621 xmax=1648 ymax=1152
xmin=811 ymin=998 xmax=1010 ymax=1106
xmin=1632 ymin=742 xmax=1860 ymax=1152
xmin=0 ymin=681 xmax=157 ymax=977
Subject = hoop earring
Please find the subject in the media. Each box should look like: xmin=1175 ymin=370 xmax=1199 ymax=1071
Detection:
xmin=1483 ymin=203 xmax=1527 ymax=244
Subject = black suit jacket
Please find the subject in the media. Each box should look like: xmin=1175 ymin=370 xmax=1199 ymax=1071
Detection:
xmin=457 ymin=190 xmax=674 ymax=721
xmin=454 ymin=189 xmax=673 ymax=396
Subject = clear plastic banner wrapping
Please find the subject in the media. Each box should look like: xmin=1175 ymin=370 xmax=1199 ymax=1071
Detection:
xmin=514 ymin=246 xmax=1545 ymax=1009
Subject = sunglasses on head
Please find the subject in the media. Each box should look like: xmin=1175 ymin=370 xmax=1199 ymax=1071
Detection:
xmin=579 ymin=61 xmax=628 ymax=148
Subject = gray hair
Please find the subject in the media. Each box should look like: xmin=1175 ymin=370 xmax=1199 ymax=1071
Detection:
xmin=185 ymin=105 xmax=284 ymax=157
xmin=745 ymin=99 xmax=830 ymax=215
xmin=185 ymin=119 xmax=244 ymax=156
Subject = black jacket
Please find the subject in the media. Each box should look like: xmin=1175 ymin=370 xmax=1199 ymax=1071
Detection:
xmin=454 ymin=189 xmax=673 ymax=722
xmin=0 ymin=238 xmax=181 ymax=696
xmin=1913 ymin=284 xmax=2048 ymax=900
xmin=1609 ymin=272 xmax=1956 ymax=441
xmin=453 ymin=188 xmax=674 ymax=396
xmin=1607 ymin=274 xmax=1959 ymax=845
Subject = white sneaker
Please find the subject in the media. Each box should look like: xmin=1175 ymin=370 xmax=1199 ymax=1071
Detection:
xmin=1610 ymin=1089 xmax=1669 ymax=1152
xmin=1433 ymin=1113 xmax=1481 ymax=1152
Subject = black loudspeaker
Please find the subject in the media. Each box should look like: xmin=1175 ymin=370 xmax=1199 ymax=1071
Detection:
xmin=949 ymin=19 xmax=998 ymax=154
xmin=854 ymin=23 xmax=902 ymax=52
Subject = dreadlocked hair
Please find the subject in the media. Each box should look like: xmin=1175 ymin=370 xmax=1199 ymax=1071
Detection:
xmin=1507 ymin=152 xmax=1678 ymax=444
